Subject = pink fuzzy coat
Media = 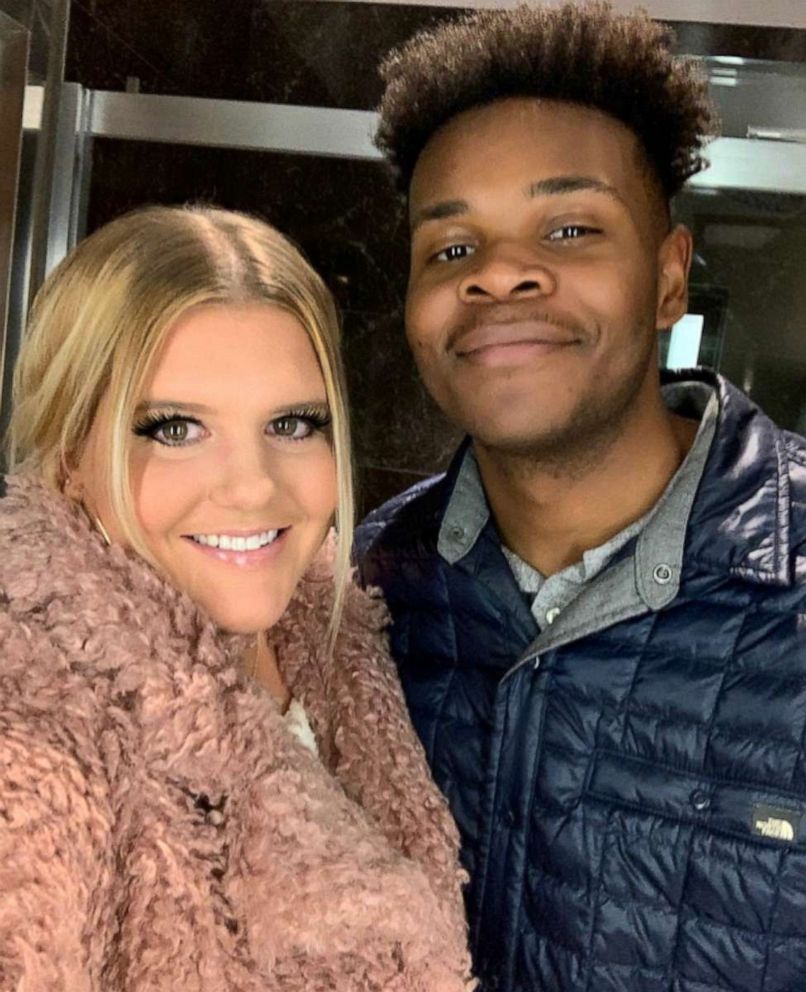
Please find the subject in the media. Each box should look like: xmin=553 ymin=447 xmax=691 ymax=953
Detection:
xmin=0 ymin=475 xmax=474 ymax=991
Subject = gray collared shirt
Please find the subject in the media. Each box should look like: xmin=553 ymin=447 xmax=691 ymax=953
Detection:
xmin=438 ymin=381 xmax=718 ymax=632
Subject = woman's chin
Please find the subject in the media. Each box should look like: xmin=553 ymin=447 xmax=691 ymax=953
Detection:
xmin=205 ymin=603 xmax=288 ymax=636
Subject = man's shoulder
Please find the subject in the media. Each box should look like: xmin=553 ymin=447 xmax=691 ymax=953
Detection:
xmin=783 ymin=427 xmax=806 ymax=473
xmin=703 ymin=377 xmax=806 ymax=584
xmin=354 ymin=472 xmax=450 ymax=566
xmin=782 ymin=428 xmax=806 ymax=548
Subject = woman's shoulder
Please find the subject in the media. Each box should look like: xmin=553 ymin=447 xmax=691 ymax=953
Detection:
xmin=0 ymin=476 xmax=150 ymax=740
xmin=0 ymin=474 xmax=108 ymax=605
xmin=0 ymin=566 xmax=108 ymax=757
xmin=0 ymin=604 xmax=113 ymax=841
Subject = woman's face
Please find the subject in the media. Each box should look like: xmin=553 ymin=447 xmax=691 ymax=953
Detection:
xmin=74 ymin=302 xmax=338 ymax=633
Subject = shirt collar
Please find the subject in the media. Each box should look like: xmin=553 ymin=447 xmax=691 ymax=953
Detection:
xmin=436 ymin=443 xmax=489 ymax=563
xmin=438 ymin=380 xmax=718 ymax=607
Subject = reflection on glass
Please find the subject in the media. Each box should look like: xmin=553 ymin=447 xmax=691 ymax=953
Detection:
xmin=674 ymin=186 xmax=806 ymax=431
xmin=663 ymin=315 xmax=704 ymax=370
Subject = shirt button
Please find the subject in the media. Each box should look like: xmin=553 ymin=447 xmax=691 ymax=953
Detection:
xmin=653 ymin=563 xmax=673 ymax=585
xmin=450 ymin=525 xmax=465 ymax=541
xmin=545 ymin=606 xmax=561 ymax=625
xmin=690 ymin=789 xmax=711 ymax=812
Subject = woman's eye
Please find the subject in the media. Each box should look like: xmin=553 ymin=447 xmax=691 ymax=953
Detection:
xmin=151 ymin=419 xmax=205 ymax=446
xmin=133 ymin=415 xmax=206 ymax=447
xmin=434 ymin=243 xmax=476 ymax=263
xmin=269 ymin=416 xmax=313 ymax=440
xmin=547 ymin=224 xmax=598 ymax=242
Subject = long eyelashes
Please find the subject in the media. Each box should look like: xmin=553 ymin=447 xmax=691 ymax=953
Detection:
xmin=277 ymin=406 xmax=332 ymax=434
xmin=131 ymin=406 xmax=333 ymax=448
xmin=132 ymin=410 xmax=202 ymax=447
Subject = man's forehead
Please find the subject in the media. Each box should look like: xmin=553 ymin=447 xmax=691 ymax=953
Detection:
xmin=408 ymin=98 xmax=662 ymax=229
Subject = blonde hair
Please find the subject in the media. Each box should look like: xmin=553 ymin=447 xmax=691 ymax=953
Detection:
xmin=7 ymin=205 xmax=354 ymax=642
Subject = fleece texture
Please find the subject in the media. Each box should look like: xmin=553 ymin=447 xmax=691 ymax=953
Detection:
xmin=0 ymin=475 xmax=473 ymax=991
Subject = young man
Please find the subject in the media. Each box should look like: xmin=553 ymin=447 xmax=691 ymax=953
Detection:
xmin=355 ymin=4 xmax=806 ymax=991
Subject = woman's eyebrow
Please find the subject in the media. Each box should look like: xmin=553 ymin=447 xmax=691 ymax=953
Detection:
xmin=134 ymin=398 xmax=331 ymax=414
xmin=134 ymin=400 xmax=215 ymax=414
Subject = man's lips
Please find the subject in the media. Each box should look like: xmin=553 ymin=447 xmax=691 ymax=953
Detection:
xmin=452 ymin=320 xmax=581 ymax=357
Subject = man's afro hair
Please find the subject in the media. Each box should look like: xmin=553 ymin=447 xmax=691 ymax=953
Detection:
xmin=376 ymin=2 xmax=718 ymax=200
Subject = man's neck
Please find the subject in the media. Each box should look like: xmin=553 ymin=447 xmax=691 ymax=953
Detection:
xmin=475 ymin=392 xmax=699 ymax=578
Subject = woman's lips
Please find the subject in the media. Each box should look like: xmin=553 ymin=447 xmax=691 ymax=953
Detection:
xmin=182 ymin=528 xmax=289 ymax=569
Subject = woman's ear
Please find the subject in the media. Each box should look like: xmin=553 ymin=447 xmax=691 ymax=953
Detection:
xmin=63 ymin=470 xmax=83 ymax=501
xmin=656 ymin=224 xmax=693 ymax=330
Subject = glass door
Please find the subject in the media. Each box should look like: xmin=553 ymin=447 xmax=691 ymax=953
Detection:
xmin=0 ymin=7 xmax=28 ymax=425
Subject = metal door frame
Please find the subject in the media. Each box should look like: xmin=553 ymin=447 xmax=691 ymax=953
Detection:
xmin=0 ymin=10 xmax=28 ymax=409
xmin=326 ymin=0 xmax=806 ymax=29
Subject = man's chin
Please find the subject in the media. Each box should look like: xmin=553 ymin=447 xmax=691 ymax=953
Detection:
xmin=472 ymin=429 xmax=571 ymax=460
xmin=458 ymin=408 xmax=574 ymax=455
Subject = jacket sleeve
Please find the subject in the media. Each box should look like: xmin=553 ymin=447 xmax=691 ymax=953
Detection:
xmin=0 ymin=717 xmax=112 ymax=991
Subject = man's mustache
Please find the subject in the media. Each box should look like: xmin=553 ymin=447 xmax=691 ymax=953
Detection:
xmin=446 ymin=305 xmax=588 ymax=351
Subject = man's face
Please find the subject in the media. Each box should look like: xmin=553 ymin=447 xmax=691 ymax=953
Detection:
xmin=406 ymin=98 xmax=691 ymax=456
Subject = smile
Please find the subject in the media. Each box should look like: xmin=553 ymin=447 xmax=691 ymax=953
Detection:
xmin=454 ymin=320 xmax=580 ymax=357
xmin=189 ymin=530 xmax=281 ymax=550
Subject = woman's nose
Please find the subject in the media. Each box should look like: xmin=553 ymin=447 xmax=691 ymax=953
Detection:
xmin=208 ymin=443 xmax=277 ymax=511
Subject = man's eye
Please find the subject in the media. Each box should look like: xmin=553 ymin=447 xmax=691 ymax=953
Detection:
xmin=547 ymin=224 xmax=599 ymax=242
xmin=434 ymin=243 xmax=476 ymax=262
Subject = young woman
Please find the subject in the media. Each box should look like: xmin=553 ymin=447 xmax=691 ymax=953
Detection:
xmin=0 ymin=206 xmax=472 ymax=991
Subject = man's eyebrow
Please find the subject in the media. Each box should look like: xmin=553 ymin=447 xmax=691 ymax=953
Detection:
xmin=411 ymin=178 xmax=625 ymax=232
xmin=410 ymin=199 xmax=468 ymax=232
xmin=527 ymin=175 xmax=624 ymax=202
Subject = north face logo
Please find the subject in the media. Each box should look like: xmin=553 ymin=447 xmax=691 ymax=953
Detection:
xmin=754 ymin=817 xmax=795 ymax=841
xmin=752 ymin=803 xmax=800 ymax=843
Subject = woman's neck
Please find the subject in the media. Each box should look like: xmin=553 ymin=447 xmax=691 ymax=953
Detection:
xmin=244 ymin=631 xmax=291 ymax=712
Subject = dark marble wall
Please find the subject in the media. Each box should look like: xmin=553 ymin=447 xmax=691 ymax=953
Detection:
xmin=66 ymin=0 xmax=458 ymax=102
xmin=66 ymin=1 xmax=806 ymax=99
xmin=65 ymin=1 xmax=806 ymax=513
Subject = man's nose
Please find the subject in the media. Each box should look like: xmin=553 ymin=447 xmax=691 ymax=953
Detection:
xmin=458 ymin=245 xmax=556 ymax=303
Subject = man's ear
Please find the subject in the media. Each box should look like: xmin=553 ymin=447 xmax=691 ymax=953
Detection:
xmin=656 ymin=224 xmax=693 ymax=330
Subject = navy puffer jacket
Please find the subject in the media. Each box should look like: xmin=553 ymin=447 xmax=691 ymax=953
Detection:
xmin=356 ymin=374 xmax=806 ymax=992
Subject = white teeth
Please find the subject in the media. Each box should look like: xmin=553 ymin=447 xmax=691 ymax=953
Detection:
xmin=191 ymin=530 xmax=281 ymax=551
